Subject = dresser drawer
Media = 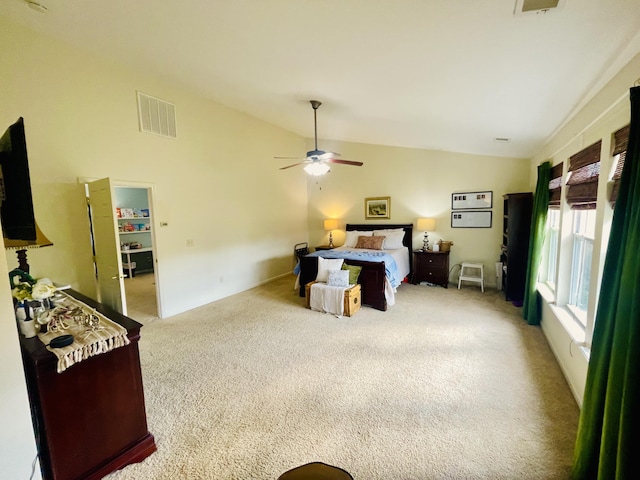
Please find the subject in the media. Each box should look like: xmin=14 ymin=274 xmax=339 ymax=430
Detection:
xmin=417 ymin=254 xmax=447 ymax=267
xmin=412 ymin=251 xmax=450 ymax=288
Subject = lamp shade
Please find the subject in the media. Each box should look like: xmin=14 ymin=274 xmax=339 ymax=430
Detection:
xmin=417 ymin=218 xmax=436 ymax=231
xmin=3 ymin=222 xmax=53 ymax=250
xmin=324 ymin=219 xmax=338 ymax=231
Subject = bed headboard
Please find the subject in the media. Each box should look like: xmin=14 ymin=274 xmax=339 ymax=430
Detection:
xmin=346 ymin=223 xmax=414 ymax=277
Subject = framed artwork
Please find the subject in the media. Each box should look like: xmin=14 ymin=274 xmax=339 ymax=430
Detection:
xmin=451 ymin=210 xmax=492 ymax=228
xmin=451 ymin=191 xmax=493 ymax=210
xmin=365 ymin=197 xmax=390 ymax=219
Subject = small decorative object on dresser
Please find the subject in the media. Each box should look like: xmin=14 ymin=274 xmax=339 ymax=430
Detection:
xmin=412 ymin=250 xmax=450 ymax=288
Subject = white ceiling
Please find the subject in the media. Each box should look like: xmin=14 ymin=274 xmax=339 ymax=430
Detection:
xmin=3 ymin=0 xmax=640 ymax=158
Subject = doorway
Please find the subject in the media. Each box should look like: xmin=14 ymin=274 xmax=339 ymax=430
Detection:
xmin=85 ymin=178 xmax=162 ymax=322
xmin=114 ymin=185 xmax=159 ymax=322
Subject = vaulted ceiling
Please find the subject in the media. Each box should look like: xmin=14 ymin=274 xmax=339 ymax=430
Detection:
xmin=3 ymin=0 xmax=640 ymax=158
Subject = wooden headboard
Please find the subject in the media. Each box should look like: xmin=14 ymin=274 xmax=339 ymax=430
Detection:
xmin=345 ymin=223 xmax=414 ymax=277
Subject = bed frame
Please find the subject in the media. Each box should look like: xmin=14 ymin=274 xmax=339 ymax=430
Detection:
xmin=298 ymin=223 xmax=414 ymax=311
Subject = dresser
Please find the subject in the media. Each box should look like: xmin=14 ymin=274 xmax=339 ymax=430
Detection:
xmin=19 ymin=290 xmax=156 ymax=480
xmin=412 ymin=250 xmax=450 ymax=288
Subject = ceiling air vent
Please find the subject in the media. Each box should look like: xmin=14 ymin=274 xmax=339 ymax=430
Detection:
xmin=514 ymin=0 xmax=566 ymax=15
xmin=137 ymin=91 xmax=177 ymax=139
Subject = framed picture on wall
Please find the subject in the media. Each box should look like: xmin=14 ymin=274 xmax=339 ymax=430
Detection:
xmin=451 ymin=210 xmax=492 ymax=228
xmin=365 ymin=197 xmax=390 ymax=219
xmin=451 ymin=191 xmax=493 ymax=209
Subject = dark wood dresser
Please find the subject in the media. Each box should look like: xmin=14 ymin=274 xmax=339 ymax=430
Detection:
xmin=19 ymin=290 xmax=156 ymax=480
xmin=412 ymin=250 xmax=450 ymax=288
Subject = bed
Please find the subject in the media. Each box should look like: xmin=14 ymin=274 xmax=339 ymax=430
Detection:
xmin=297 ymin=223 xmax=413 ymax=311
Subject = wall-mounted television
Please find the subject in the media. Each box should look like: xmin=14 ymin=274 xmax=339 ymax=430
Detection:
xmin=0 ymin=117 xmax=37 ymax=242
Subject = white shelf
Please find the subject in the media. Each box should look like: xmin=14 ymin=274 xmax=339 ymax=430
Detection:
xmin=121 ymin=247 xmax=153 ymax=254
xmin=118 ymin=216 xmax=150 ymax=220
xmin=119 ymin=231 xmax=151 ymax=235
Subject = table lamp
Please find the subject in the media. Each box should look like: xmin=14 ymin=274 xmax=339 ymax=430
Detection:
xmin=4 ymin=222 xmax=53 ymax=273
xmin=417 ymin=218 xmax=436 ymax=251
xmin=323 ymin=219 xmax=338 ymax=248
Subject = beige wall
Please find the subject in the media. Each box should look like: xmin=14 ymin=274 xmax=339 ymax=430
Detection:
xmin=304 ymin=139 xmax=531 ymax=287
xmin=0 ymin=16 xmax=308 ymax=475
xmin=528 ymin=51 xmax=640 ymax=405
xmin=0 ymin=17 xmax=308 ymax=317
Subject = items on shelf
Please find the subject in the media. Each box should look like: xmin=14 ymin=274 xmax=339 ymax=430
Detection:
xmin=116 ymin=207 xmax=150 ymax=218
xmin=121 ymin=242 xmax=143 ymax=250
xmin=118 ymin=222 xmax=151 ymax=232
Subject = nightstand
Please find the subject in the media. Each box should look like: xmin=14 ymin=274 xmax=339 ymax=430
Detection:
xmin=412 ymin=250 xmax=450 ymax=288
xmin=315 ymin=245 xmax=334 ymax=251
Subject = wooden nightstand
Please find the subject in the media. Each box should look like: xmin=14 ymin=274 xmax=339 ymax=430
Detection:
xmin=412 ymin=250 xmax=450 ymax=288
xmin=315 ymin=245 xmax=334 ymax=251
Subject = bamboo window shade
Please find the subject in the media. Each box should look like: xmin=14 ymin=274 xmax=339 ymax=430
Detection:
xmin=548 ymin=162 xmax=563 ymax=208
xmin=609 ymin=124 xmax=630 ymax=208
xmin=566 ymin=140 xmax=601 ymax=210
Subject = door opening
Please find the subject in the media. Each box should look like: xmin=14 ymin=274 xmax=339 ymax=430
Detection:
xmin=85 ymin=178 xmax=162 ymax=321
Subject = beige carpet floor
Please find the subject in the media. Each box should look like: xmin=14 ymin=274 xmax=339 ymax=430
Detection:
xmin=106 ymin=275 xmax=579 ymax=480
xmin=124 ymin=272 xmax=158 ymax=323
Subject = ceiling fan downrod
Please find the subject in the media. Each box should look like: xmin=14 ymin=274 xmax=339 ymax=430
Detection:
xmin=310 ymin=100 xmax=321 ymax=152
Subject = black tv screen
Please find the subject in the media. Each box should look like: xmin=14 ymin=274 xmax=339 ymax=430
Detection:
xmin=0 ymin=117 xmax=37 ymax=241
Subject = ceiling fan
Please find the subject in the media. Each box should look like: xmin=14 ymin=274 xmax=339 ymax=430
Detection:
xmin=275 ymin=100 xmax=363 ymax=176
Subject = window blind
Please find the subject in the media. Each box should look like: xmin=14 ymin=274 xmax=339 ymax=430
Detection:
xmin=566 ymin=140 xmax=601 ymax=210
xmin=548 ymin=162 xmax=563 ymax=208
xmin=609 ymin=124 xmax=630 ymax=207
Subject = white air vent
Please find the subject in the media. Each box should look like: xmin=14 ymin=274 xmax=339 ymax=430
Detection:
xmin=514 ymin=0 xmax=566 ymax=15
xmin=137 ymin=91 xmax=177 ymax=138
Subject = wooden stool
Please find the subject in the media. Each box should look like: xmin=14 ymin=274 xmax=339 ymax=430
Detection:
xmin=458 ymin=262 xmax=484 ymax=292
xmin=278 ymin=461 xmax=354 ymax=480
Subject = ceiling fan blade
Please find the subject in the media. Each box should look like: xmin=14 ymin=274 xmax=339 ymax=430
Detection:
xmin=318 ymin=151 xmax=341 ymax=160
xmin=326 ymin=158 xmax=364 ymax=166
xmin=279 ymin=161 xmax=308 ymax=170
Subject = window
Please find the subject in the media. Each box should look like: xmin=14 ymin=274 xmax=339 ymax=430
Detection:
xmin=568 ymin=209 xmax=596 ymax=325
xmin=544 ymin=208 xmax=560 ymax=289
xmin=565 ymin=142 xmax=600 ymax=326
xmin=542 ymin=162 xmax=564 ymax=289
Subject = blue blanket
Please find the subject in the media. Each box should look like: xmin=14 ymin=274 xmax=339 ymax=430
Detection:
xmin=295 ymin=249 xmax=402 ymax=288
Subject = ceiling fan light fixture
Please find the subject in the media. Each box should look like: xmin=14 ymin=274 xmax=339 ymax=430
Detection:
xmin=304 ymin=163 xmax=330 ymax=176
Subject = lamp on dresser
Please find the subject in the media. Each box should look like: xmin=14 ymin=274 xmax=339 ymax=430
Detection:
xmin=323 ymin=218 xmax=338 ymax=248
xmin=417 ymin=218 xmax=436 ymax=251
xmin=4 ymin=222 xmax=53 ymax=273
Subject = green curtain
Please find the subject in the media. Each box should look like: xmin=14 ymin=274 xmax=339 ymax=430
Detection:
xmin=522 ymin=160 xmax=551 ymax=325
xmin=572 ymin=86 xmax=640 ymax=478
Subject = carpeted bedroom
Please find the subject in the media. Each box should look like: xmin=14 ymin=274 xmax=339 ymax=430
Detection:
xmin=105 ymin=274 xmax=579 ymax=479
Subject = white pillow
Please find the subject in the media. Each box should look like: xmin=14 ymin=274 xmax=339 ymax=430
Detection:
xmin=373 ymin=228 xmax=404 ymax=235
xmin=344 ymin=230 xmax=373 ymax=248
xmin=316 ymin=257 xmax=344 ymax=282
xmin=380 ymin=231 xmax=405 ymax=249
xmin=327 ymin=269 xmax=349 ymax=287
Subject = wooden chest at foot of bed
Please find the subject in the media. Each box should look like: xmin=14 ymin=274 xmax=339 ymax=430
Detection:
xmin=305 ymin=282 xmax=361 ymax=317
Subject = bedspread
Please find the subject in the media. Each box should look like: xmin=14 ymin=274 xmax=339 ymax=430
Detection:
xmin=295 ymin=249 xmax=402 ymax=288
